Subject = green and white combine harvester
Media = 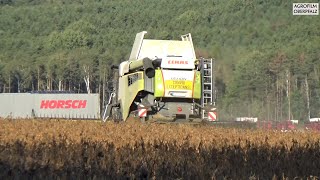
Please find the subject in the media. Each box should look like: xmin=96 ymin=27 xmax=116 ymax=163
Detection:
xmin=103 ymin=31 xmax=216 ymax=123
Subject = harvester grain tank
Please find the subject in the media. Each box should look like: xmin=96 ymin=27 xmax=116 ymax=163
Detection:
xmin=103 ymin=31 xmax=215 ymax=122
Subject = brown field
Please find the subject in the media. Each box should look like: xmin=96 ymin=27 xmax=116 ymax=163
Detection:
xmin=1 ymin=119 xmax=320 ymax=179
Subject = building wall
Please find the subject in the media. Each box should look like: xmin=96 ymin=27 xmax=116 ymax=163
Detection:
xmin=0 ymin=93 xmax=100 ymax=119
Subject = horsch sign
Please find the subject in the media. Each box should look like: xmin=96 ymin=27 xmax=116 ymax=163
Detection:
xmin=40 ymin=100 xmax=87 ymax=109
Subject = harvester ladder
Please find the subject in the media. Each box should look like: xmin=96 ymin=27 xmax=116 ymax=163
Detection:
xmin=201 ymin=58 xmax=215 ymax=119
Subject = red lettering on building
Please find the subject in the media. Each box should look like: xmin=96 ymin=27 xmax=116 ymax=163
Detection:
xmin=49 ymin=101 xmax=56 ymax=109
xmin=71 ymin=100 xmax=78 ymax=108
xmin=168 ymin=60 xmax=189 ymax=65
xmin=40 ymin=100 xmax=49 ymax=109
xmin=65 ymin=100 xmax=72 ymax=109
xmin=78 ymin=100 xmax=87 ymax=108
xmin=57 ymin=100 xmax=64 ymax=108
xmin=40 ymin=100 xmax=87 ymax=109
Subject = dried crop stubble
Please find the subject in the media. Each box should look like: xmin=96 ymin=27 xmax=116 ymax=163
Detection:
xmin=0 ymin=119 xmax=320 ymax=179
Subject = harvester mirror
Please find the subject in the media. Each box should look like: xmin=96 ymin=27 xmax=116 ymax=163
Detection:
xmin=143 ymin=58 xmax=155 ymax=78
xmin=152 ymin=58 xmax=162 ymax=68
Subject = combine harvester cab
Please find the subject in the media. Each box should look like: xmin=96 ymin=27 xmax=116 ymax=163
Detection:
xmin=103 ymin=31 xmax=216 ymax=123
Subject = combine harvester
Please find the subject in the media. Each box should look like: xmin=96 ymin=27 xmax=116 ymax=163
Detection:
xmin=102 ymin=31 xmax=216 ymax=123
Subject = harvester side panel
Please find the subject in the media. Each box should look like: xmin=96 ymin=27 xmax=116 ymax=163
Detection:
xmin=118 ymin=72 xmax=144 ymax=120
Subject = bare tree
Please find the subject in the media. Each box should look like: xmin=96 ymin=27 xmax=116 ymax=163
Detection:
xmin=83 ymin=65 xmax=91 ymax=94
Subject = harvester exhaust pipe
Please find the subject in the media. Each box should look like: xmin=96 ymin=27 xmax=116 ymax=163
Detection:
xmin=143 ymin=58 xmax=155 ymax=78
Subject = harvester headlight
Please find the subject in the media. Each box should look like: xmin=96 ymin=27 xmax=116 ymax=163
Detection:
xmin=192 ymin=71 xmax=201 ymax=99
xmin=157 ymin=84 xmax=163 ymax=89
xmin=154 ymin=69 xmax=165 ymax=97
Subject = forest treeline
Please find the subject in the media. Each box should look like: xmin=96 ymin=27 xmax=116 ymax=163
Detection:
xmin=0 ymin=0 xmax=319 ymax=121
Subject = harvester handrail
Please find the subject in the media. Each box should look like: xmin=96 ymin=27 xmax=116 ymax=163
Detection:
xmin=102 ymin=92 xmax=115 ymax=122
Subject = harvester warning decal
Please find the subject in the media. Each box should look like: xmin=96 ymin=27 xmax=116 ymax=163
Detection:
xmin=208 ymin=111 xmax=217 ymax=121
xmin=161 ymin=70 xmax=195 ymax=98
xmin=165 ymin=80 xmax=193 ymax=90
xmin=138 ymin=104 xmax=147 ymax=117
